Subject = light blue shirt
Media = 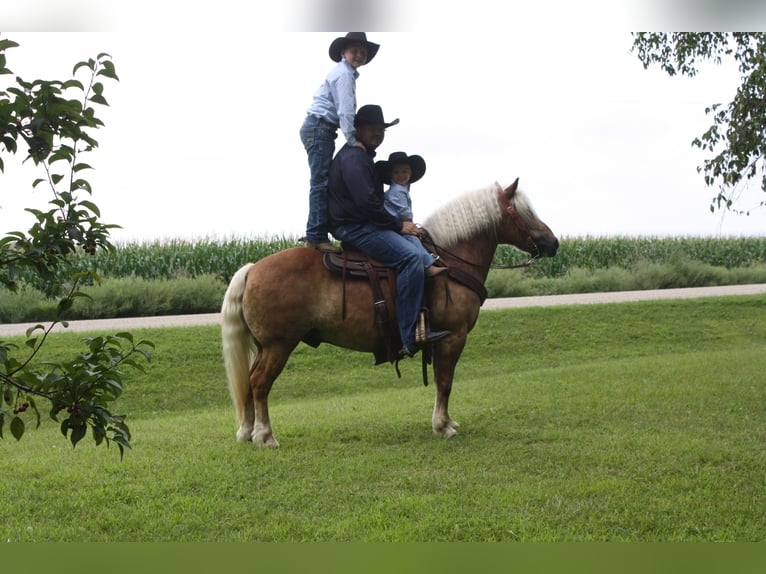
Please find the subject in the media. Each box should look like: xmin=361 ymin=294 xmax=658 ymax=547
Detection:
xmin=307 ymin=59 xmax=359 ymax=146
xmin=384 ymin=182 xmax=414 ymax=221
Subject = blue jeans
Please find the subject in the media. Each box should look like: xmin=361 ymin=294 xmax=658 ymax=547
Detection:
xmin=402 ymin=234 xmax=437 ymax=267
xmin=333 ymin=223 xmax=424 ymax=349
xmin=300 ymin=115 xmax=338 ymax=242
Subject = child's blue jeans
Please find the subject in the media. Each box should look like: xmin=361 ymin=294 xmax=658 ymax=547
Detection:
xmin=300 ymin=114 xmax=338 ymax=242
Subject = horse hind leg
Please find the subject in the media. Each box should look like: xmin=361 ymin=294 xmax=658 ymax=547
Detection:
xmin=237 ymin=392 xmax=255 ymax=443
xmin=248 ymin=344 xmax=294 ymax=447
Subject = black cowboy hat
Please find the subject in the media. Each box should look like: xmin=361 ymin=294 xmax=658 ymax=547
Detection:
xmin=329 ymin=32 xmax=380 ymax=63
xmin=375 ymin=152 xmax=427 ymax=185
xmin=354 ymin=104 xmax=400 ymax=129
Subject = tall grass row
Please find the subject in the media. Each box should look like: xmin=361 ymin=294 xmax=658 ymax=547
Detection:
xmin=493 ymin=235 xmax=766 ymax=277
xmin=10 ymin=235 xmax=766 ymax=291
xmin=43 ymin=235 xmax=299 ymax=287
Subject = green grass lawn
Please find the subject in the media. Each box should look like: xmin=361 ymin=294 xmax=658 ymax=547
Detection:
xmin=1 ymin=296 xmax=764 ymax=541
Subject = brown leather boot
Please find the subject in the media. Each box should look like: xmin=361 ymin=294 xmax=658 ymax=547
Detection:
xmin=425 ymin=265 xmax=448 ymax=278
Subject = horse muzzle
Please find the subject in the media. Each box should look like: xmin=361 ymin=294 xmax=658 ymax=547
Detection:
xmin=535 ymin=235 xmax=559 ymax=257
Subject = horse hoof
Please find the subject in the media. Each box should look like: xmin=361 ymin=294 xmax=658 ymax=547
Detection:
xmin=253 ymin=432 xmax=280 ymax=448
xmin=433 ymin=426 xmax=458 ymax=438
xmin=236 ymin=426 xmax=254 ymax=442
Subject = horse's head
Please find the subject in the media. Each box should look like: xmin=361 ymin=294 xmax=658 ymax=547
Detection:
xmin=496 ymin=179 xmax=558 ymax=258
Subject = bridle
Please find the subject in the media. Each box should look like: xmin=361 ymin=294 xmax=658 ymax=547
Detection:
xmin=423 ymin=201 xmax=540 ymax=271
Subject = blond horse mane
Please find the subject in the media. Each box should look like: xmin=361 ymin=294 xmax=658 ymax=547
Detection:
xmin=423 ymin=181 xmax=536 ymax=248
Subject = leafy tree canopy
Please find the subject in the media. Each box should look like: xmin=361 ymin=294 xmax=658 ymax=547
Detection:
xmin=631 ymin=32 xmax=766 ymax=214
xmin=1 ymin=35 xmax=152 ymax=458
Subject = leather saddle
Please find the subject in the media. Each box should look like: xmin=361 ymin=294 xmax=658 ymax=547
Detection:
xmin=323 ymin=249 xmax=391 ymax=280
xmin=322 ymin=247 xmax=400 ymax=366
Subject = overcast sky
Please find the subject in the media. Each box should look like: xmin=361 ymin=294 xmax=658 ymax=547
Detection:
xmin=2 ymin=7 xmax=766 ymax=242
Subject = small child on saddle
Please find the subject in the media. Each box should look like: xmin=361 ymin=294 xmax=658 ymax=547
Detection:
xmin=376 ymin=151 xmax=447 ymax=278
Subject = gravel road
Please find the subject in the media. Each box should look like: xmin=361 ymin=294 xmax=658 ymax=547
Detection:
xmin=1 ymin=283 xmax=764 ymax=338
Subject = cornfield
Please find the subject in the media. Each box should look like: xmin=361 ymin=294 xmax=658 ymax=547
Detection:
xmin=13 ymin=234 xmax=766 ymax=290
xmin=493 ymin=235 xmax=766 ymax=278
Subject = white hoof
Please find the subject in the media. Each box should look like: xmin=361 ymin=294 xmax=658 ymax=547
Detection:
xmin=253 ymin=430 xmax=280 ymax=447
xmin=236 ymin=425 xmax=254 ymax=442
xmin=433 ymin=424 xmax=459 ymax=438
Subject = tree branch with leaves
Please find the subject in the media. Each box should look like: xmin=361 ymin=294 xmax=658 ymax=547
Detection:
xmin=0 ymin=36 xmax=152 ymax=458
xmin=631 ymin=32 xmax=766 ymax=214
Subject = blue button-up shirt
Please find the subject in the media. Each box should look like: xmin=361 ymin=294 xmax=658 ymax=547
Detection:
xmin=384 ymin=182 xmax=414 ymax=221
xmin=307 ymin=59 xmax=359 ymax=146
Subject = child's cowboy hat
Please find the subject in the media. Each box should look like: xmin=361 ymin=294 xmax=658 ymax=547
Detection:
xmin=329 ymin=32 xmax=380 ymax=63
xmin=375 ymin=151 xmax=427 ymax=185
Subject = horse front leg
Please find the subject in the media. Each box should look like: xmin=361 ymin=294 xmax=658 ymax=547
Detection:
xmin=431 ymin=337 xmax=466 ymax=438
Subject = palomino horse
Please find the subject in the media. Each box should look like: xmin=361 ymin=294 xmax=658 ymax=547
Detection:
xmin=221 ymin=179 xmax=558 ymax=446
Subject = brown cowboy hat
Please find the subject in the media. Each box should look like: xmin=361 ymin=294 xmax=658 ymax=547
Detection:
xmin=329 ymin=32 xmax=380 ymax=63
xmin=375 ymin=151 xmax=427 ymax=185
xmin=354 ymin=105 xmax=399 ymax=129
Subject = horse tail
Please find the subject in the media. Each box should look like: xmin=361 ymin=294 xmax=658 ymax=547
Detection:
xmin=221 ymin=263 xmax=255 ymax=430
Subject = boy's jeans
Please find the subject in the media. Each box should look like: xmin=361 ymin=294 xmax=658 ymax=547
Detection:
xmin=300 ymin=115 xmax=338 ymax=242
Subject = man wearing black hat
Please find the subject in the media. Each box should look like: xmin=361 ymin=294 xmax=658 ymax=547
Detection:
xmin=300 ymin=33 xmax=380 ymax=254
xmin=327 ymin=105 xmax=450 ymax=357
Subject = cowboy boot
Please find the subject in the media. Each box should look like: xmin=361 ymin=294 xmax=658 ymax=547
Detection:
xmin=303 ymin=239 xmax=342 ymax=253
xmin=425 ymin=265 xmax=448 ymax=278
xmin=415 ymin=309 xmax=451 ymax=345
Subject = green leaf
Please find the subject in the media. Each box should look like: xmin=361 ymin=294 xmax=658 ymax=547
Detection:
xmin=0 ymin=39 xmax=20 ymax=50
xmin=97 ymin=60 xmax=119 ymax=81
xmin=73 ymin=162 xmax=93 ymax=172
xmin=93 ymin=424 xmax=105 ymax=446
xmin=73 ymin=60 xmax=94 ymax=75
xmin=10 ymin=415 xmax=25 ymax=441
xmin=28 ymin=397 xmax=41 ymax=429
xmin=24 ymin=324 xmax=45 ymax=338
xmin=71 ymin=179 xmax=93 ymax=194
xmin=89 ymin=94 xmax=108 ymax=106
xmin=70 ymin=424 xmax=86 ymax=447
xmin=57 ymin=297 xmax=74 ymax=313
xmin=61 ymin=79 xmax=85 ymax=91
xmin=78 ymin=199 xmax=100 ymax=216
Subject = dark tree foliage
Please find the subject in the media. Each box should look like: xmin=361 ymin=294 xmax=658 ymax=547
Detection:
xmin=0 ymin=36 xmax=152 ymax=458
xmin=632 ymin=32 xmax=766 ymax=214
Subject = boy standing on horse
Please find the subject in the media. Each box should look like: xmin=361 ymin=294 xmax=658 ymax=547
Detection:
xmin=327 ymin=104 xmax=451 ymax=358
xmin=300 ymin=32 xmax=380 ymax=254
xmin=376 ymin=151 xmax=447 ymax=278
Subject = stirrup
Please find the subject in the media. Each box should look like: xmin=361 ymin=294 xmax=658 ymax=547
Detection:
xmin=415 ymin=310 xmax=451 ymax=345
xmin=416 ymin=310 xmax=427 ymax=344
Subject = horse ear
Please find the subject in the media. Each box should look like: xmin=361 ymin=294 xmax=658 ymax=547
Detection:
xmin=501 ymin=178 xmax=519 ymax=203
